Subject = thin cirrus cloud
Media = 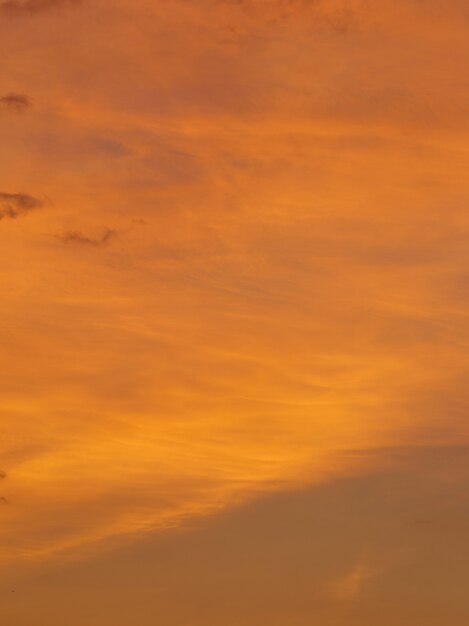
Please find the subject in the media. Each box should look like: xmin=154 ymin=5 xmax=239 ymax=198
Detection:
xmin=0 ymin=5 xmax=468 ymax=626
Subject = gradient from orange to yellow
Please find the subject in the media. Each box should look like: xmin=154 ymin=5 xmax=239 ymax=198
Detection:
xmin=1 ymin=1 xmax=469 ymax=624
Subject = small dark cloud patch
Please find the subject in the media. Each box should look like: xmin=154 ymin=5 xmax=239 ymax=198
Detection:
xmin=56 ymin=227 xmax=116 ymax=246
xmin=0 ymin=472 xmax=7 ymax=505
xmin=0 ymin=0 xmax=80 ymax=16
xmin=0 ymin=192 xmax=44 ymax=220
xmin=0 ymin=93 xmax=32 ymax=113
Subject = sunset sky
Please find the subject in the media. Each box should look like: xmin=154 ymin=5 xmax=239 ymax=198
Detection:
xmin=1 ymin=0 xmax=469 ymax=624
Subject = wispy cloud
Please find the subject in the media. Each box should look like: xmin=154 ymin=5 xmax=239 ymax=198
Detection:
xmin=56 ymin=227 xmax=116 ymax=246
xmin=1 ymin=0 xmax=469 ymax=584
xmin=0 ymin=192 xmax=44 ymax=220
xmin=0 ymin=93 xmax=32 ymax=113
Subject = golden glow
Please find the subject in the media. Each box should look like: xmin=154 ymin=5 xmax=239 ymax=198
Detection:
xmin=1 ymin=0 xmax=469 ymax=623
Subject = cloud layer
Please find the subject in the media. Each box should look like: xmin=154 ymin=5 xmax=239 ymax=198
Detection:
xmin=0 ymin=5 xmax=468 ymax=626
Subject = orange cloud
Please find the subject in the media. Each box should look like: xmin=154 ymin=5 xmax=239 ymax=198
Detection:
xmin=0 ymin=0 xmax=468 ymax=588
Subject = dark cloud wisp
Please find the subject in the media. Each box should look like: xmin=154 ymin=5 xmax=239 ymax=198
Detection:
xmin=56 ymin=227 xmax=116 ymax=246
xmin=0 ymin=192 xmax=44 ymax=220
xmin=0 ymin=472 xmax=7 ymax=505
xmin=0 ymin=93 xmax=32 ymax=113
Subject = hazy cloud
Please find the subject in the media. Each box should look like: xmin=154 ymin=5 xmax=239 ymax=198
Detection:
xmin=331 ymin=560 xmax=374 ymax=600
xmin=0 ymin=93 xmax=32 ymax=113
xmin=0 ymin=192 xmax=44 ymax=220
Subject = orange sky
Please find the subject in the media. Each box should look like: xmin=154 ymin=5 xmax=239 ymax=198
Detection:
xmin=1 ymin=1 xmax=469 ymax=624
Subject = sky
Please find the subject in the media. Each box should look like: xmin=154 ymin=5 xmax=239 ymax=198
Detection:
xmin=1 ymin=0 xmax=469 ymax=624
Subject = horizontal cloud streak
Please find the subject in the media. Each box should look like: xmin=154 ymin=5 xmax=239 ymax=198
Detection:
xmin=56 ymin=228 xmax=116 ymax=246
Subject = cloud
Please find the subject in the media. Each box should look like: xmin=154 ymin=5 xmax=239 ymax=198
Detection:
xmin=0 ymin=0 xmax=79 ymax=16
xmin=0 ymin=472 xmax=7 ymax=505
xmin=0 ymin=192 xmax=44 ymax=220
xmin=56 ymin=227 xmax=116 ymax=246
xmin=0 ymin=93 xmax=32 ymax=113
